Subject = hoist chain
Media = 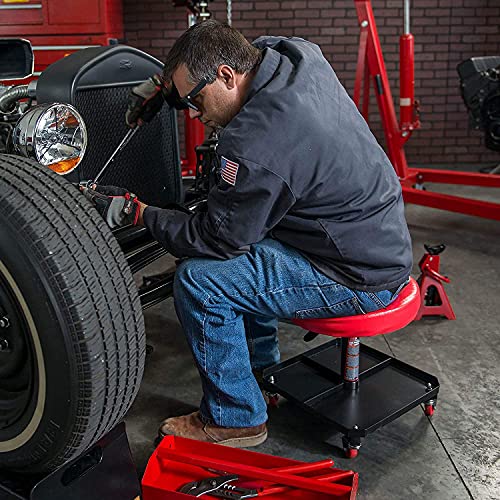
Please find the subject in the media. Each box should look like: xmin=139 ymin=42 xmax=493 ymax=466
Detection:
xmin=227 ymin=0 xmax=232 ymax=26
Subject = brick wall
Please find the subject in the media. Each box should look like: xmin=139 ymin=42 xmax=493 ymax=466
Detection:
xmin=123 ymin=0 xmax=500 ymax=167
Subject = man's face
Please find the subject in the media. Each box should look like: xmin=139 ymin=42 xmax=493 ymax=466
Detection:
xmin=172 ymin=64 xmax=244 ymax=130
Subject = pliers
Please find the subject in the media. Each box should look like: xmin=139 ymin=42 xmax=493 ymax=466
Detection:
xmin=178 ymin=474 xmax=259 ymax=498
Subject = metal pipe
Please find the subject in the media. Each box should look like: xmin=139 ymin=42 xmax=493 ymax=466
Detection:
xmin=0 ymin=85 xmax=29 ymax=113
xmin=227 ymin=0 xmax=232 ymax=26
xmin=404 ymin=0 xmax=411 ymax=35
xmin=342 ymin=337 xmax=360 ymax=391
xmin=0 ymin=4 xmax=42 ymax=9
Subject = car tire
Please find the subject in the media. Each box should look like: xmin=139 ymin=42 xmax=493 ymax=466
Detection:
xmin=0 ymin=154 xmax=145 ymax=474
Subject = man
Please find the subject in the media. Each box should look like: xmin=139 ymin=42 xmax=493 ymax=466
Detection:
xmin=83 ymin=20 xmax=412 ymax=448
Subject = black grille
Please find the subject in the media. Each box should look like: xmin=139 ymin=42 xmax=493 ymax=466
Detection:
xmin=75 ymin=86 xmax=182 ymax=207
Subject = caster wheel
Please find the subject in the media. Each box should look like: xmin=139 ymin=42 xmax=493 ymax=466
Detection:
xmin=345 ymin=448 xmax=359 ymax=459
xmin=267 ymin=394 xmax=280 ymax=407
xmin=262 ymin=391 xmax=280 ymax=407
xmin=424 ymin=404 xmax=435 ymax=416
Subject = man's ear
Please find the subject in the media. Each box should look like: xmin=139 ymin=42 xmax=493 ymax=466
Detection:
xmin=218 ymin=65 xmax=236 ymax=90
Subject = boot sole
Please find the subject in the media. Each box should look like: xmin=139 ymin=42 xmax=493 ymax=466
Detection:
xmin=216 ymin=429 xmax=268 ymax=448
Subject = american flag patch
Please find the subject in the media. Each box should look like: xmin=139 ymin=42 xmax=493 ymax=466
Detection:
xmin=221 ymin=156 xmax=239 ymax=186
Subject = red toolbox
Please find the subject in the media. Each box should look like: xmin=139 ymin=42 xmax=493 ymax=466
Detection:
xmin=142 ymin=436 xmax=358 ymax=499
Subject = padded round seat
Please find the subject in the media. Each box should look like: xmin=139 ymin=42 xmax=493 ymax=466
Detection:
xmin=293 ymin=277 xmax=420 ymax=337
xmin=264 ymin=276 xmax=439 ymax=458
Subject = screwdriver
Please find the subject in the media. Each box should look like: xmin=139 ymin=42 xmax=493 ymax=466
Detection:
xmin=92 ymin=126 xmax=139 ymax=184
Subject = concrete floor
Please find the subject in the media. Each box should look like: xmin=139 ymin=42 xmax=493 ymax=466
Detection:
xmin=125 ymin=182 xmax=500 ymax=499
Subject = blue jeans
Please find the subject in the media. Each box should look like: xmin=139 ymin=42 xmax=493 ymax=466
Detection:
xmin=173 ymin=238 xmax=405 ymax=428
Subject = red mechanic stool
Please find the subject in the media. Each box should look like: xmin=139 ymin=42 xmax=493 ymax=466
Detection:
xmin=262 ymin=277 xmax=439 ymax=458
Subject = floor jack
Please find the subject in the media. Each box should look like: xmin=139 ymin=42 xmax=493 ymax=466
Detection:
xmin=415 ymin=244 xmax=456 ymax=321
xmin=0 ymin=424 xmax=140 ymax=500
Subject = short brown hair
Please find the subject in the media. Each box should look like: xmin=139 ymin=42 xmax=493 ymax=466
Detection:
xmin=163 ymin=20 xmax=262 ymax=84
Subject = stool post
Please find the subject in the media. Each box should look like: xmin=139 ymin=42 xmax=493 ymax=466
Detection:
xmin=341 ymin=337 xmax=360 ymax=391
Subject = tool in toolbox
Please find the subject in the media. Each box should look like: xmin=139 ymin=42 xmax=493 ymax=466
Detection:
xmin=178 ymin=462 xmax=358 ymax=498
xmin=179 ymin=474 xmax=258 ymax=498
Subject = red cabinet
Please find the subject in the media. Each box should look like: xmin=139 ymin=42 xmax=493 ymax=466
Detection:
xmin=0 ymin=0 xmax=43 ymax=26
xmin=0 ymin=0 xmax=123 ymax=76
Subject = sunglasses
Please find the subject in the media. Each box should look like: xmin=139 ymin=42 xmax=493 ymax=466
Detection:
xmin=163 ymin=77 xmax=210 ymax=112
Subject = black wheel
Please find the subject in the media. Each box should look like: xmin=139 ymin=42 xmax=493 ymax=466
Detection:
xmin=424 ymin=400 xmax=436 ymax=417
xmin=342 ymin=435 xmax=361 ymax=459
xmin=0 ymin=154 xmax=145 ymax=474
xmin=345 ymin=448 xmax=359 ymax=459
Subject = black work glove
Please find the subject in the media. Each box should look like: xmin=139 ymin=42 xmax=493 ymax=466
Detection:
xmin=81 ymin=183 xmax=141 ymax=229
xmin=125 ymin=74 xmax=165 ymax=127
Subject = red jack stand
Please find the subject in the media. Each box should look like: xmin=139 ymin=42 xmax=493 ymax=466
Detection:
xmin=415 ymin=244 xmax=456 ymax=320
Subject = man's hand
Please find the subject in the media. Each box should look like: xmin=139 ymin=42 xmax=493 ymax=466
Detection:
xmin=80 ymin=184 xmax=142 ymax=229
xmin=125 ymin=74 xmax=165 ymax=128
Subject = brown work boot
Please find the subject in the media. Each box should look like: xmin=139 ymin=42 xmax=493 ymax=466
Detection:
xmin=158 ymin=411 xmax=267 ymax=448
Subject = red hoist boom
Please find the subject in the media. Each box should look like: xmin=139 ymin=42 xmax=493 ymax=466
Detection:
xmin=353 ymin=0 xmax=500 ymax=221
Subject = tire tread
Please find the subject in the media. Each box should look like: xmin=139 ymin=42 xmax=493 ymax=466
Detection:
xmin=0 ymin=155 xmax=145 ymax=472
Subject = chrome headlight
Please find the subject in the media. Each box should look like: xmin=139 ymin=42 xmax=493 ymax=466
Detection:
xmin=12 ymin=103 xmax=87 ymax=175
